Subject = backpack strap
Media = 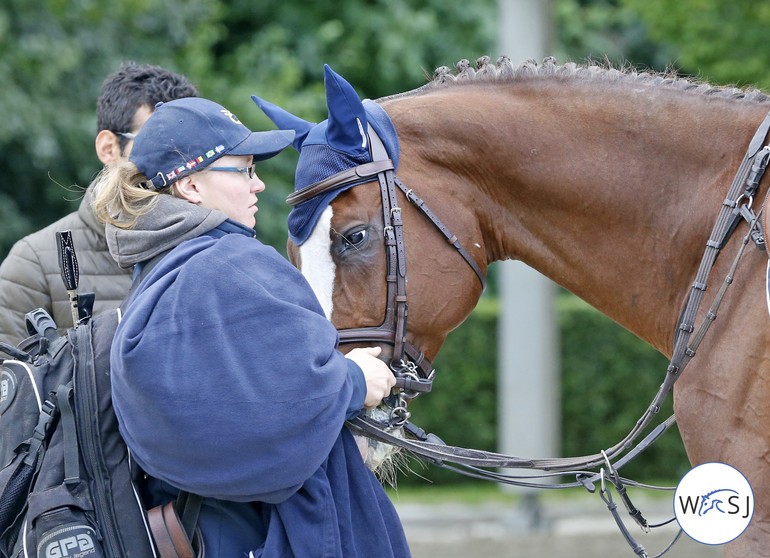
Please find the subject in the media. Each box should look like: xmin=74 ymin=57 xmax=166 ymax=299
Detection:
xmin=0 ymin=397 xmax=57 ymax=534
xmin=175 ymin=491 xmax=203 ymax=540
xmin=56 ymin=383 xmax=80 ymax=485
xmin=0 ymin=341 xmax=31 ymax=362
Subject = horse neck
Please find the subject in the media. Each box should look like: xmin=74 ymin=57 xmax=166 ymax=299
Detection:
xmin=385 ymin=81 xmax=770 ymax=354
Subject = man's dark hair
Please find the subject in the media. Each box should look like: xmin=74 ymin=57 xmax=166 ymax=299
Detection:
xmin=96 ymin=62 xmax=198 ymax=149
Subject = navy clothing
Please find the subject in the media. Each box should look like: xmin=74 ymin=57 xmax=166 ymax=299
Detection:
xmin=109 ymin=204 xmax=409 ymax=557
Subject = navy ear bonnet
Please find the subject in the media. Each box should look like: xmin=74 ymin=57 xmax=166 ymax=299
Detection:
xmin=253 ymin=65 xmax=399 ymax=245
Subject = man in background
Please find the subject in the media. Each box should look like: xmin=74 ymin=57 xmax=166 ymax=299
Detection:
xmin=0 ymin=62 xmax=198 ymax=343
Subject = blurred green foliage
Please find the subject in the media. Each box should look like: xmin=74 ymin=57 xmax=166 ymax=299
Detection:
xmin=554 ymin=0 xmax=675 ymax=70
xmin=623 ymin=0 xmax=770 ymax=89
xmin=0 ymin=0 xmax=496 ymax=256
xmin=401 ymin=292 xmax=690 ymax=486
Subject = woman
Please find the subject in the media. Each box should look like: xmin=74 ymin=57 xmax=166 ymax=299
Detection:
xmin=93 ymin=97 xmax=410 ymax=557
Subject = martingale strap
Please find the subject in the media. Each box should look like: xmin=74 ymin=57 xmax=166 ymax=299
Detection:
xmin=632 ymin=109 xmax=770 ymax=445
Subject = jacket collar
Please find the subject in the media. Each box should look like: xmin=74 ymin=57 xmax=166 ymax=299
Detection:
xmin=78 ymin=180 xmax=107 ymax=237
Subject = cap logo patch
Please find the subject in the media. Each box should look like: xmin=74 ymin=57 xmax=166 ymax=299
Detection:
xmin=221 ymin=109 xmax=241 ymax=124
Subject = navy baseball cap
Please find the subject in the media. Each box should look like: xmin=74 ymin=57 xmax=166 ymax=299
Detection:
xmin=129 ymin=97 xmax=295 ymax=189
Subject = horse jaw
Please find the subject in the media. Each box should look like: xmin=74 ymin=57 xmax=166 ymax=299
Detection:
xmin=297 ymin=205 xmax=403 ymax=476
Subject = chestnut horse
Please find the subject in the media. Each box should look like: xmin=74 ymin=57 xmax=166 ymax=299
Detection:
xmin=257 ymin=57 xmax=770 ymax=556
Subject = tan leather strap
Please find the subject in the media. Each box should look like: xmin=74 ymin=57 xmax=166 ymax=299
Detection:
xmin=148 ymin=502 xmax=198 ymax=558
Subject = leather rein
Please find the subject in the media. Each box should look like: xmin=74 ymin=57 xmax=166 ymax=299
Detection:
xmin=287 ymin=110 xmax=770 ymax=558
xmin=287 ymin=126 xmax=486 ymax=427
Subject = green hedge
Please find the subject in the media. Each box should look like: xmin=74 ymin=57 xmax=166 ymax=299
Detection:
xmin=398 ymin=292 xmax=691 ymax=486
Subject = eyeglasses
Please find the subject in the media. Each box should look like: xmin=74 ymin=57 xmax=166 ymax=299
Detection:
xmin=208 ymin=164 xmax=256 ymax=179
xmin=114 ymin=131 xmax=137 ymax=139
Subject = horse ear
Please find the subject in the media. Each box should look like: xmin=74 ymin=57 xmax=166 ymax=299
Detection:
xmin=323 ymin=65 xmax=368 ymax=156
xmin=251 ymin=95 xmax=314 ymax=152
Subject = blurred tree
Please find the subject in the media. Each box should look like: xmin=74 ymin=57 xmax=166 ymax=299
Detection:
xmin=623 ymin=0 xmax=770 ymax=89
xmin=179 ymin=0 xmax=499 ymax=249
xmin=553 ymin=0 xmax=675 ymax=70
xmin=0 ymin=0 xmax=222 ymax=254
xmin=0 ymin=0 xmax=496 ymax=257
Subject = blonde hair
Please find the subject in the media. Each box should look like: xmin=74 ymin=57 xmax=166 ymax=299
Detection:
xmin=92 ymin=161 xmax=175 ymax=228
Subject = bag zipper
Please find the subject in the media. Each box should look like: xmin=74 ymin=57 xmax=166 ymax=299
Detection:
xmin=72 ymin=326 xmax=122 ymax=557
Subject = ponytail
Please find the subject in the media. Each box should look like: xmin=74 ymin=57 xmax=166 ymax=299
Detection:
xmin=92 ymin=161 xmax=173 ymax=228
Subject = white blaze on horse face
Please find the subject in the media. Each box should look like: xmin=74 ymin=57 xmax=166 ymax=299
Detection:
xmin=300 ymin=206 xmax=335 ymax=320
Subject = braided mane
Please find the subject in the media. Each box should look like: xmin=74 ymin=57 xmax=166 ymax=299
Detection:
xmin=380 ymin=56 xmax=770 ymax=104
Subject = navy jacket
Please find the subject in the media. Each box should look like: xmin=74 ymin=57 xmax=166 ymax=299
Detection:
xmin=109 ymin=210 xmax=409 ymax=557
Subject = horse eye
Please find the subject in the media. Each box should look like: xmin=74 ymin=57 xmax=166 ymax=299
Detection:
xmin=343 ymin=228 xmax=367 ymax=248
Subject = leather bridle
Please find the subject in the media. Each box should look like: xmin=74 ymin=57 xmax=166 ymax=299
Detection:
xmin=287 ymin=126 xmax=486 ymax=426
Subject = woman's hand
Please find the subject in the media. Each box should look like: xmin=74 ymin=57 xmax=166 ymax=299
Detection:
xmin=345 ymin=347 xmax=396 ymax=408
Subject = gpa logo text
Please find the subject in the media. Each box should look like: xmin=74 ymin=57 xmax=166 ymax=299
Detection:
xmin=38 ymin=524 xmax=99 ymax=558
xmin=44 ymin=533 xmax=96 ymax=558
xmin=674 ymin=462 xmax=754 ymax=545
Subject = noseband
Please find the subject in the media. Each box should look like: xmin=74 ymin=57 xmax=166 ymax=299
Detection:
xmin=287 ymin=126 xmax=486 ymax=426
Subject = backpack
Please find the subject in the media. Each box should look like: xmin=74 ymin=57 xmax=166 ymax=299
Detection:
xmin=0 ymin=231 xmax=201 ymax=558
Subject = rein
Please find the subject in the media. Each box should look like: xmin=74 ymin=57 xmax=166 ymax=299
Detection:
xmin=288 ymin=109 xmax=770 ymax=557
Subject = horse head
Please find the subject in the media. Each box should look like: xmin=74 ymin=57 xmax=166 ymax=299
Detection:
xmin=254 ymin=66 xmax=487 ymax=473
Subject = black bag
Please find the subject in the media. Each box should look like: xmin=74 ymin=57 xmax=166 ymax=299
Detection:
xmin=0 ymin=306 xmax=156 ymax=558
xmin=0 ymin=231 xmax=200 ymax=558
